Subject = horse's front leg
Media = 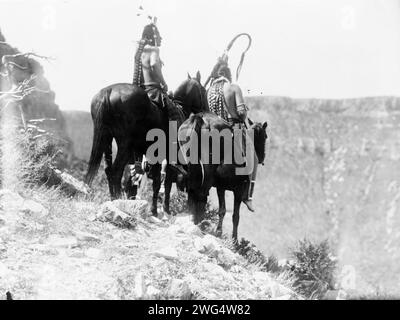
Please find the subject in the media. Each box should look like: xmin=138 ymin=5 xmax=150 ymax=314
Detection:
xmin=232 ymin=191 xmax=242 ymax=242
xmin=150 ymin=164 xmax=161 ymax=217
xmin=216 ymin=188 xmax=226 ymax=237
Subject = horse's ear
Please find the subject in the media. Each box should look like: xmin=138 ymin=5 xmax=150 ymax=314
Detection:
xmin=187 ymin=72 xmax=191 ymax=79
xmin=196 ymin=71 xmax=201 ymax=82
xmin=248 ymin=118 xmax=254 ymax=126
xmin=262 ymin=121 xmax=268 ymax=130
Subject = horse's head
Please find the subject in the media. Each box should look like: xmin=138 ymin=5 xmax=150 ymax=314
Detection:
xmin=173 ymin=71 xmax=208 ymax=117
xmin=249 ymin=118 xmax=268 ymax=165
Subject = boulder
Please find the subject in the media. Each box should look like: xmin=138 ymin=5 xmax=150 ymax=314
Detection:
xmin=174 ymin=215 xmax=192 ymax=226
xmin=46 ymin=168 xmax=89 ymax=196
xmin=165 ymin=279 xmax=192 ymax=300
xmin=153 ymin=247 xmax=179 ymax=261
xmin=75 ymin=231 xmax=101 ymax=243
xmin=195 ymin=234 xmax=221 ymax=255
xmin=111 ymin=200 xmax=149 ymax=218
xmin=177 ymin=223 xmax=203 ymax=237
xmin=46 ymin=235 xmax=79 ymax=249
xmin=201 ymin=262 xmax=235 ymax=283
xmin=147 ymin=215 xmax=164 ymax=226
xmin=21 ymin=199 xmax=49 ymax=218
xmin=146 ymin=285 xmax=161 ymax=299
xmin=216 ymin=247 xmax=237 ymax=268
xmin=97 ymin=201 xmax=137 ymax=229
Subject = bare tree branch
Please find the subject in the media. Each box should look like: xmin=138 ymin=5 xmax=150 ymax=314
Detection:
xmin=4 ymin=52 xmax=54 ymax=63
xmin=5 ymin=61 xmax=29 ymax=70
xmin=0 ymin=74 xmax=40 ymax=101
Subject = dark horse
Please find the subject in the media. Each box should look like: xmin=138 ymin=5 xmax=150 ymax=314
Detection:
xmin=85 ymin=72 xmax=208 ymax=209
xmin=178 ymin=112 xmax=267 ymax=240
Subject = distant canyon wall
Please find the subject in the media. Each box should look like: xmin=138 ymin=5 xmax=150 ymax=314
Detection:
xmin=237 ymin=96 xmax=400 ymax=295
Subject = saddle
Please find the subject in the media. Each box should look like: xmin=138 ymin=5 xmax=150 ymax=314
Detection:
xmin=144 ymin=84 xmax=185 ymax=126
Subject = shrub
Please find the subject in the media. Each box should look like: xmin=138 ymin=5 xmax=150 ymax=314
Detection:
xmin=17 ymin=121 xmax=64 ymax=187
xmin=234 ymin=238 xmax=280 ymax=273
xmin=203 ymin=202 xmax=219 ymax=224
xmin=288 ymin=239 xmax=336 ymax=299
xmin=169 ymin=190 xmax=188 ymax=216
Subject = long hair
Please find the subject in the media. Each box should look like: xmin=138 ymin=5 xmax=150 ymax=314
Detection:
xmin=210 ymin=58 xmax=232 ymax=83
xmin=217 ymin=65 xmax=232 ymax=82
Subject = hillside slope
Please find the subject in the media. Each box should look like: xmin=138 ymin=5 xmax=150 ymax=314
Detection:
xmin=63 ymin=95 xmax=400 ymax=295
xmin=0 ymin=189 xmax=297 ymax=300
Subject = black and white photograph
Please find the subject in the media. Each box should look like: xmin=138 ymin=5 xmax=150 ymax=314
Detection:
xmin=0 ymin=0 xmax=400 ymax=303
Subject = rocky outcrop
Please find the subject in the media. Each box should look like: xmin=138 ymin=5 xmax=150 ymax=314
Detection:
xmin=0 ymin=30 xmax=73 ymax=159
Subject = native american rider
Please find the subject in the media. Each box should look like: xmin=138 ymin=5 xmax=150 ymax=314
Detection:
xmin=133 ymin=22 xmax=185 ymax=192
xmin=207 ymin=57 xmax=257 ymax=212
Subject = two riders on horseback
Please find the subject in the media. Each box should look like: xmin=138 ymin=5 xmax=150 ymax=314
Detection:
xmin=130 ymin=20 xmax=259 ymax=212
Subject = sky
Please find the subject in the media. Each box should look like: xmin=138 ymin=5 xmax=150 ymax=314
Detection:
xmin=1 ymin=0 xmax=400 ymax=111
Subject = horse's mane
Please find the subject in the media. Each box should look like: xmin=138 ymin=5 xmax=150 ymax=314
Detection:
xmin=173 ymin=77 xmax=207 ymax=112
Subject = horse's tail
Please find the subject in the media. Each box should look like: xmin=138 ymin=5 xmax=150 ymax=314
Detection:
xmin=85 ymin=90 xmax=111 ymax=186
